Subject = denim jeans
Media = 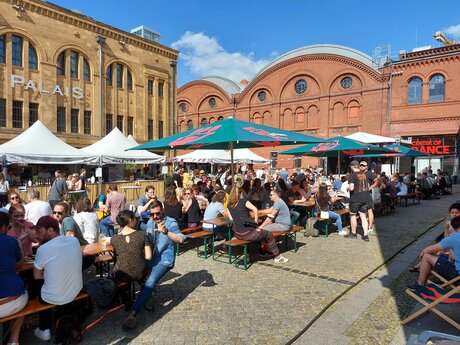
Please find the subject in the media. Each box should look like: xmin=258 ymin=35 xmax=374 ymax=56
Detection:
xmin=100 ymin=216 xmax=114 ymax=237
xmin=132 ymin=263 xmax=171 ymax=314
xmin=328 ymin=211 xmax=343 ymax=232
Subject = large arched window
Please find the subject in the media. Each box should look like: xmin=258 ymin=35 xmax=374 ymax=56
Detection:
xmin=28 ymin=45 xmax=38 ymax=70
xmin=201 ymin=118 xmax=208 ymax=126
xmin=429 ymin=74 xmax=445 ymax=102
xmin=187 ymin=120 xmax=193 ymax=130
xmin=407 ymin=77 xmax=422 ymax=104
xmin=83 ymin=58 xmax=91 ymax=81
xmin=106 ymin=65 xmax=113 ymax=86
xmin=56 ymin=52 xmax=65 ymax=76
xmin=11 ymin=35 xmax=22 ymax=66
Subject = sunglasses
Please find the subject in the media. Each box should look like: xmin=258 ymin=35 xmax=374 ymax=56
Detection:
xmin=150 ymin=211 xmax=162 ymax=217
xmin=11 ymin=196 xmax=19 ymax=200
xmin=184 ymin=192 xmax=191 ymax=195
xmin=53 ymin=211 xmax=63 ymax=215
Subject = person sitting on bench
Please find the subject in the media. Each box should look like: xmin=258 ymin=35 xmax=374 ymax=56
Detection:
xmin=0 ymin=212 xmax=28 ymax=345
xmin=258 ymin=188 xmax=292 ymax=233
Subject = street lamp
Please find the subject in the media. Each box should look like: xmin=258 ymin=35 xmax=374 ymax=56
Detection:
xmin=96 ymin=35 xmax=106 ymax=139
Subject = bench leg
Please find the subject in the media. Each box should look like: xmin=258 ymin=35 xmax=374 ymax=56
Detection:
xmin=175 ymin=243 xmax=180 ymax=256
xmin=325 ymin=223 xmax=329 ymax=237
xmin=243 ymin=245 xmax=247 ymax=271
xmin=293 ymin=232 xmax=297 ymax=253
xmin=284 ymin=234 xmax=288 ymax=251
xmin=228 ymin=244 xmax=233 ymax=264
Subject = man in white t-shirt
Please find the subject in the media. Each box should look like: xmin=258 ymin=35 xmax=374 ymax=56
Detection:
xmin=32 ymin=215 xmax=83 ymax=341
xmin=24 ymin=188 xmax=52 ymax=224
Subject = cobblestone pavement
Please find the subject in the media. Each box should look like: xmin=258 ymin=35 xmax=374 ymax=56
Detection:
xmin=20 ymin=188 xmax=459 ymax=345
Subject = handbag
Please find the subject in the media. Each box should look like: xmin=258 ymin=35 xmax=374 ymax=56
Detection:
xmin=320 ymin=211 xmax=330 ymax=219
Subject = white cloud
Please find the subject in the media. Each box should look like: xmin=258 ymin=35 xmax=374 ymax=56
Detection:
xmin=444 ymin=24 xmax=460 ymax=39
xmin=172 ymin=31 xmax=270 ymax=83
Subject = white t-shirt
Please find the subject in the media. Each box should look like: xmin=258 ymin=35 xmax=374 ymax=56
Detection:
xmin=25 ymin=200 xmax=52 ymax=224
xmin=34 ymin=235 xmax=82 ymax=305
xmin=73 ymin=212 xmax=100 ymax=243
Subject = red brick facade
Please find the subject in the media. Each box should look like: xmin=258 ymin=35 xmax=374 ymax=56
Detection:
xmin=177 ymin=44 xmax=460 ymax=173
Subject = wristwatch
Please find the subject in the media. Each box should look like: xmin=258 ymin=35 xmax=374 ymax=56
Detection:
xmin=163 ymin=227 xmax=169 ymax=235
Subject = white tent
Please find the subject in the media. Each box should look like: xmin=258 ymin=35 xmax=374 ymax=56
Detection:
xmin=0 ymin=120 xmax=98 ymax=164
xmin=127 ymin=135 xmax=137 ymax=145
xmin=175 ymin=148 xmax=269 ymax=164
xmin=83 ymin=127 xmax=165 ymax=164
xmin=345 ymin=132 xmax=396 ymax=144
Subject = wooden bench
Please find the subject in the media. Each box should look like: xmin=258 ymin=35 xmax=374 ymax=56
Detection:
xmin=398 ymin=192 xmax=420 ymax=207
xmin=0 ymin=292 xmax=89 ymax=342
xmin=176 ymin=228 xmax=214 ymax=258
xmin=272 ymin=225 xmax=304 ymax=252
xmin=221 ymin=239 xmax=250 ymax=270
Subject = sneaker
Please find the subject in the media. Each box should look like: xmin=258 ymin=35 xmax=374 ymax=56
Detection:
xmin=344 ymin=232 xmax=357 ymax=239
xmin=362 ymin=235 xmax=369 ymax=242
xmin=123 ymin=311 xmax=137 ymax=330
xmin=273 ymin=255 xmax=289 ymax=263
xmin=34 ymin=328 xmax=51 ymax=341
xmin=337 ymin=230 xmax=347 ymax=236
xmin=368 ymin=227 xmax=374 ymax=233
xmin=407 ymin=282 xmax=425 ymax=291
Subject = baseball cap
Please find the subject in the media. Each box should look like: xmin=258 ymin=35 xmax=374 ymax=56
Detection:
xmin=33 ymin=215 xmax=60 ymax=231
xmin=349 ymin=160 xmax=359 ymax=168
xmin=359 ymin=161 xmax=368 ymax=166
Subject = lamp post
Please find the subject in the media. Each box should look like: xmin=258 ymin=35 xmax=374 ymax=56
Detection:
xmin=170 ymin=60 xmax=177 ymax=171
xmin=96 ymin=35 xmax=106 ymax=139
xmin=96 ymin=35 xmax=106 ymax=195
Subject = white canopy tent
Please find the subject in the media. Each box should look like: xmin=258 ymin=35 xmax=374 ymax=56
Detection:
xmin=345 ymin=132 xmax=396 ymax=144
xmin=0 ymin=120 xmax=98 ymax=164
xmin=83 ymin=127 xmax=165 ymax=164
xmin=175 ymin=148 xmax=269 ymax=164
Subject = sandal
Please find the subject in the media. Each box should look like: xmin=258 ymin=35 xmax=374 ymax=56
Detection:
xmin=408 ymin=266 xmax=419 ymax=272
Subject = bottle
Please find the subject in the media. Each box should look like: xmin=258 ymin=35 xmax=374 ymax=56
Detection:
xmin=90 ymin=175 xmax=95 ymax=184
xmin=27 ymin=179 xmax=32 ymax=187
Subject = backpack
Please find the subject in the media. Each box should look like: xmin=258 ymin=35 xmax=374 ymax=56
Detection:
xmin=82 ymin=278 xmax=116 ymax=308
xmin=303 ymin=216 xmax=319 ymax=237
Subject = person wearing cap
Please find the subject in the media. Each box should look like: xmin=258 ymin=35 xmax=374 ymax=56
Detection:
xmin=345 ymin=160 xmax=372 ymax=242
xmin=32 ymin=215 xmax=83 ymax=341
xmin=358 ymin=161 xmax=379 ymax=233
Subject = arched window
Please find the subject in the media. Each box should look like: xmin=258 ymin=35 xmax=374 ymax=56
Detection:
xmin=116 ymin=63 xmax=123 ymax=89
xmin=83 ymin=58 xmax=91 ymax=81
xmin=187 ymin=120 xmax=193 ymax=130
xmin=127 ymin=70 xmax=133 ymax=91
xmin=0 ymin=35 xmax=5 ymax=63
xmin=217 ymin=116 xmax=224 ymax=121
xmin=429 ymin=74 xmax=445 ymax=102
xmin=201 ymin=118 xmax=207 ymax=126
xmin=11 ymin=35 xmax=22 ymax=66
xmin=56 ymin=52 xmax=65 ymax=76
xmin=70 ymin=51 xmax=79 ymax=78
xmin=408 ymin=77 xmax=422 ymax=104
xmin=106 ymin=65 xmax=113 ymax=86
xmin=28 ymin=45 xmax=38 ymax=70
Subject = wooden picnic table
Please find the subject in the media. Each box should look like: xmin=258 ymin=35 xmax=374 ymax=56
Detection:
xmin=16 ymin=242 xmax=114 ymax=272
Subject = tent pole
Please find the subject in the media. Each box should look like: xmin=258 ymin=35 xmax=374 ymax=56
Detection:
xmin=230 ymin=142 xmax=234 ymax=182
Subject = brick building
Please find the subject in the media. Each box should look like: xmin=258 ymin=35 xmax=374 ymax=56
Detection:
xmin=0 ymin=0 xmax=178 ymax=148
xmin=177 ymin=44 xmax=460 ymax=176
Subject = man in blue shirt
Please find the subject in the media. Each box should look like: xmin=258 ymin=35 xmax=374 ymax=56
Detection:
xmin=407 ymin=216 xmax=460 ymax=290
xmin=123 ymin=200 xmax=185 ymax=330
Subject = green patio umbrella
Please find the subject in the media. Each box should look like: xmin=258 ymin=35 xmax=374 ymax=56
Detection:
xmin=130 ymin=117 xmax=324 ymax=177
xmin=278 ymin=136 xmax=387 ymax=173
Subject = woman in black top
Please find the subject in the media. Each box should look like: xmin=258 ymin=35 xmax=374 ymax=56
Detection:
xmin=227 ymin=183 xmax=288 ymax=264
xmin=182 ymin=187 xmax=201 ymax=227
xmin=163 ymin=186 xmax=184 ymax=227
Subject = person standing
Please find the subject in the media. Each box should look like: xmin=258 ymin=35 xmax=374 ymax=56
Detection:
xmin=173 ymin=167 xmax=183 ymax=188
xmin=79 ymin=168 xmax=87 ymax=197
xmin=0 ymin=172 xmax=10 ymax=207
xmin=345 ymin=161 xmax=372 ymax=242
xmin=48 ymin=170 xmax=68 ymax=209
xmin=100 ymin=184 xmax=126 ymax=237
xmin=32 ymin=216 xmax=83 ymax=341
xmin=358 ymin=161 xmax=378 ymax=233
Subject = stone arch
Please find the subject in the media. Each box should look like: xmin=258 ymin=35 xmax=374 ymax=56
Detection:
xmin=331 ymin=101 xmax=346 ymax=127
xmin=307 ymin=104 xmax=319 ymax=129
xmin=0 ymin=28 xmax=48 ymax=62
xmin=347 ymin=99 xmax=360 ymax=125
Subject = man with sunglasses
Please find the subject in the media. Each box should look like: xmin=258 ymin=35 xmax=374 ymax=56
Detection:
xmin=123 ymin=200 xmax=185 ymax=330
xmin=258 ymin=188 xmax=291 ymax=233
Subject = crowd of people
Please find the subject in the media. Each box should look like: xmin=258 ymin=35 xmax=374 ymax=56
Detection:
xmin=0 ymin=162 xmax=456 ymax=344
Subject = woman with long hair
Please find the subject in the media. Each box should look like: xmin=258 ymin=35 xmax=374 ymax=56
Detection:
xmin=74 ymin=197 xmax=100 ymax=244
xmin=7 ymin=204 xmax=36 ymax=258
xmin=315 ymin=183 xmax=345 ymax=235
xmin=203 ymin=190 xmax=230 ymax=240
xmin=182 ymin=187 xmax=201 ymax=227
xmin=110 ymin=210 xmax=152 ymax=283
xmin=163 ymin=186 xmax=184 ymax=226
xmin=5 ymin=192 xmax=26 ymax=210
xmin=227 ymin=182 xmax=288 ymax=263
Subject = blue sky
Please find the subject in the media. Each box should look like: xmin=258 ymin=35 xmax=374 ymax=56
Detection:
xmin=50 ymin=0 xmax=460 ymax=86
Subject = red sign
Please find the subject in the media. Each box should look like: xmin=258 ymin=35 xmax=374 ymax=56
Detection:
xmin=411 ymin=140 xmax=449 ymax=155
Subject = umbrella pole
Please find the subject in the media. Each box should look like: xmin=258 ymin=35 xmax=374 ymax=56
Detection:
xmin=337 ymin=151 xmax=341 ymax=175
xmin=230 ymin=142 xmax=234 ymax=182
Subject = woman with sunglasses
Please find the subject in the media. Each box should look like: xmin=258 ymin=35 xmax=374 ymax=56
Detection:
xmin=182 ymin=187 xmax=201 ymax=227
xmin=7 ymin=204 xmax=37 ymax=258
xmin=5 ymin=192 xmax=26 ymax=211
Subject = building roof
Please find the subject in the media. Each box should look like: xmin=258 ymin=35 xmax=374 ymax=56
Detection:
xmin=201 ymin=76 xmax=243 ymax=95
xmin=254 ymin=44 xmax=379 ymax=79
